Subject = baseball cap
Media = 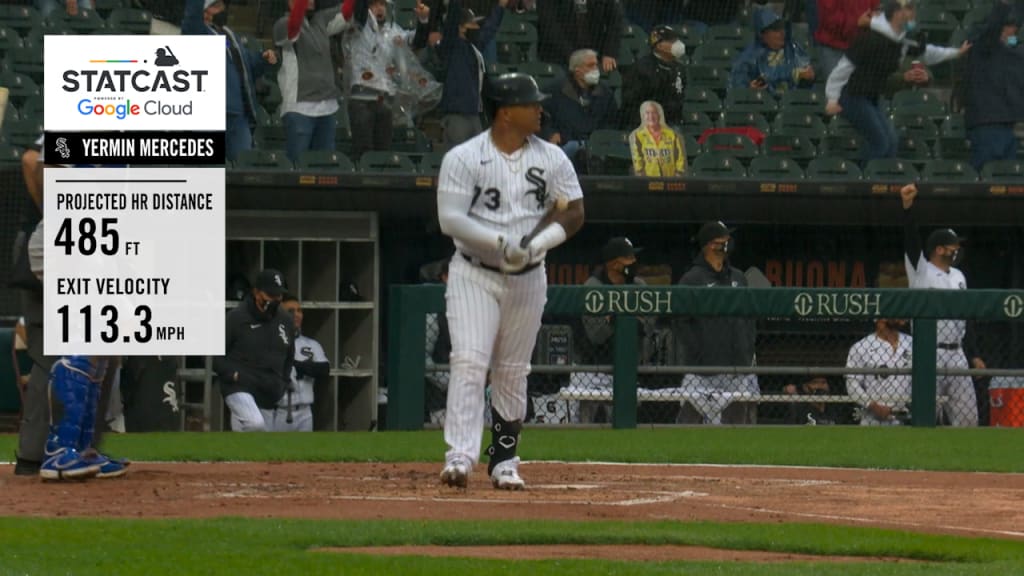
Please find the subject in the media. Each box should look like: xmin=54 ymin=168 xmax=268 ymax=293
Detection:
xmin=203 ymin=0 xmax=223 ymax=9
xmin=926 ymin=228 xmax=966 ymax=254
xmin=696 ymin=221 xmax=735 ymax=246
xmin=601 ymin=237 xmax=641 ymax=262
xmin=461 ymin=8 xmax=485 ymax=27
xmin=254 ymin=268 xmax=287 ymax=297
xmin=649 ymin=25 xmax=679 ymax=48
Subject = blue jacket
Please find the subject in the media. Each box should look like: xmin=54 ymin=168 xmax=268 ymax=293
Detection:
xmin=964 ymin=1 xmax=1024 ymax=129
xmin=182 ymin=0 xmax=267 ymax=121
xmin=729 ymin=8 xmax=813 ymax=95
xmin=415 ymin=0 xmax=503 ymax=115
xmin=541 ymin=77 xmax=619 ymax=142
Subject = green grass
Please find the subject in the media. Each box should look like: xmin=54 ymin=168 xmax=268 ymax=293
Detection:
xmin=3 ymin=427 xmax=1024 ymax=472
xmin=2 ymin=518 xmax=1023 ymax=576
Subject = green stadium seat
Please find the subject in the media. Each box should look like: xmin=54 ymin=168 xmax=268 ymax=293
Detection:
xmin=47 ymin=9 xmax=106 ymax=34
xmin=936 ymin=137 xmax=971 ymax=160
xmin=819 ymin=135 xmax=863 ymax=160
xmin=238 ymin=33 xmax=265 ymax=52
xmin=921 ymin=159 xmax=978 ymax=182
xmin=0 ymin=27 xmax=21 ymax=59
xmin=0 ymin=6 xmax=42 ymax=37
xmin=701 ymin=133 xmax=759 ymax=161
xmin=391 ymin=127 xmax=432 ymax=153
xmin=602 ymin=69 xmax=623 ymax=92
xmin=674 ymin=23 xmax=706 ymax=50
xmin=261 ymin=82 xmax=282 ymax=113
xmin=2 ymin=100 xmax=18 ymax=125
xmin=893 ymin=113 xmax=940 ymax=141
xmin=774 ymin=111 xmax=827 ymax=142
xmin=897 ymin=137 xmax=934 ymax=162
xmin=719 ymin=110 xmax=771 ymax=134
xmin=518 ymin=62 xmax=566 ymax=87
xmin=806 ymin=156 xmax=862 ymax=180
xmin=359 ymin=151 xmax=417 ymax=173
xmin=10 ymin=45 xmax=43 ymax=84
xmin=496 ymin=42 xmax=522 ymax=65
xmin=864 ymin=158 xmax=920 ymax=181
xmin=780 ymin=88 xmax=826 ymax=116
xmin=587 ymin=129 xmax=632 ymax=175
xmin=295 ymin=150 xmax=356 ymax=172
xmin=691 ymin=41 xmax=737 ymax=68
xmin=684 ymin=134 xmax=700 ymax=159
xmin=107 ymin=8 xmax=152 ymax=34
xmin=94 ymin=0 xmax=132 ymax=17
xmin=0 ymin=73 xmax=40 ymax=107
xmin=749 ymin=156 xmax=804 ymax=179
xmin=724 ymin=87 xmax=779 ymax=118
xmin=418 ymin=151 xmax=445 ymax=174
xmin=891 ymin=89 xmax=948 ymax=119
xmin=495 ymin=20 xmax=538 ymax=62
xmin=393 ymin=0 xmax=417 ymax=12
xmin=762 ymin=134 xmax=817 ymax=165
xmin=620 ymin=23 xmax=648 ymax=57
xmin=253 ymin=125 xmax=287 ymax=149
xmin=334 ymin=126 xmax=353 ymax=155
xmin=981 ymin=160 xmax=1024 ymax=183
xmin=789 ymin=24 xmax=810 ymax=49
xmin=678 ymin=111 xmax=714 ymax=136
xmin=17 ymin=99 xmax=42 ymax=122
xmin=234 ymin=149 xmax=293 ymax=170
xmin=706 ymin=24 xmax=751 ymax=50
xmin=916 ymin=7 xmax=959 ymax=44
xmin=394 ymin=11 xmax=416 ymax=31
xmin=687 ymin=65 xmax=727 ymax=95
xmin=960 ymin=6 xmax=989 ymax=30
xmin=684 ymin=88 xmax=724 ymax=118
xmin=690 ymin=153 xmax=747 ymax=178
xmin=4 ymin=118 xmax=42 ymax=149
xmin=614 ymin=45 xmax=637 ymax=69
xmin=0 ymin=143 xmax=22 ymax=165
xmin=925 ymin=0 xmax=973 ymax=19
xmin=826 ymin=116 xmax=860 ymax=137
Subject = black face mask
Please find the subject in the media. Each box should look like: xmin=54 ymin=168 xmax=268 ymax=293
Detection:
xmin=950 ymin=248 xmax=964 ymax=267
xmin=265 ymin=299 xmax=281 ymax=318
xmin=465 ymin=29 xmax=481 ymax=45
xmin=885 ymin=320 xmax=907 ymax=332
xmin=622 ymin=265 xmax=636 ymax=283
xmin=212 ymin=11 xmax=228 ymax=28
xmin=811 ymin=389 xmax=828 ymax=396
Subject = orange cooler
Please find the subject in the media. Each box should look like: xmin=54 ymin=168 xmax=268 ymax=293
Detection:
xmin=989 ymin=377 xmax=1024 ymax=427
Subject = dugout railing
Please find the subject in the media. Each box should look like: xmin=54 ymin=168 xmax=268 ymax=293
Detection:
xmin=387 ymin=285 xmax=1024 ymax=430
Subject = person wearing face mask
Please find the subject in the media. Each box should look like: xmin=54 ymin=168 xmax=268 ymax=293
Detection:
xmin=675 ymin=221 xmax=759 ymax=425
xmin=413 ymin=0 xmax=507 ymax=151
xmin=214 ymin=269 xmax=297 ymax=432
xmin=182 ymin=0 xmax=279 ymax=162
xmin=629 ymin=101 xmax=686 ymax=177
xmin=621 ymin=25 xmax=686 ymax=129
xmin=900 ymin=183 xmax=981 ymax=426
xmin=570 ymin=237 xmax=648 ymax=423
xmin=825 ymin=0 xmax=971 ymax=162
xmin=784 ymin=375 xmax=847 ymax=425
xmin=540 ymin=48 xmax=619 ymax=169
xmin=729 ymin=7 xmax=815 ymax=95
xmin=962 ymin=0 xmax=1024 ymax=172
xmin=846 ymin=319 xmax=914 ymax=426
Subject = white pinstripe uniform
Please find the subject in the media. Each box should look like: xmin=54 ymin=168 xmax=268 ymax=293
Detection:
xmin=846 ymin=332 xmax=913 ymax=426
xmin=260 ymin=334 xmax=324 ymax=432
xmin=905 ymin=252 xmax=978 ymax=426
xmin=438 ymin=129 xmax=583 ymax=466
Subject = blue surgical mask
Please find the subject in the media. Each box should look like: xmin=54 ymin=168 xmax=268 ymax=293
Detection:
xmin=904 ymin=20 xmax=917 ymax=32
xmin=1007 ymin=35 xmax=1019 ymax=47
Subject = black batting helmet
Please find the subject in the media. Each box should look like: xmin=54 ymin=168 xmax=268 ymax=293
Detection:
xmin=486 ymin=73 xmax=549 ymax=108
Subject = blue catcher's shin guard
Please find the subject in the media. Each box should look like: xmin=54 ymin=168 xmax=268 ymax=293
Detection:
xmin=49 ymin=356 xmax=96 ymax=450
xmin=78 ymin=371 xmax=101 ymax=452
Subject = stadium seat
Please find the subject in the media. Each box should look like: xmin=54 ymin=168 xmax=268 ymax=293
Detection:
xmin=518 ymin=62 xmax=566 ymax=87
xmin=780 ymin=88 xmax=826 ymax=116
xmin=893 ymin=113 xmax=940 ymax=141
xmin=107 ymin=8 xmax=152 ymax=34
xmin=719 ymin=111 xmax=771 ymax=134
xmin=0 ymin=143 xmax=22 ymax=165
xmin=9 ymin=45 xmax=43 ymax=84
xmin=891 ymin=89 xmax=948 ymax=119
xmin=2 ymin=101 xmax=18 ymax=126
xmin=864 ymin=158 xmax=920 ymax=181
xmin=17 ymin=99 xmax=41 ymax=123
xmin=981 ymin=160 xmax=1024 ymax=183
xmin=495 ymin=20 xmax=538 ymax=62
xmin=749 ymin=156 xmax=804 ymax=179
xmin=921 ymin=159 xmax=978 ymax=182
xmin=773 ymin=111 xmax=827 ymax=142
xmin=587 ymin=129 xmax=632 ymax=175
xmin=705 ymin=24 xmax=751 ymax=50
xmin=3 ymin=118 xmax=42 ymax=149
xmin=684 ymin=134 xmax=700 ymax=159
xmin=690 ymin=153 xmax=747 ymax=178
xmin=819 ymin=135 xmax=863 ymax=160
xmin=261 ymin=82 xmax=282 ymax=113
xmin=333 ymin=126 xmax=353 ymax=155
xmin=93 ymin=0 xmax=131 ymax=17
xmin=253 ymin=126 xmax=287 ymax=150
xmin=916 ymin=7 xmax=959 ymax=44
xmin=678 ymin=111 xmax=714 ymax=136
xmin=359 ymin=151 xmax=417 ymax=173
xmin=936 ymin=137 xmax=971 ymax=160
xmin=46 ymin=9 xmax=106 ymax=34
xmin=0 ymin=73 xmax=40 ymax=108
xmin=602 ymin=69 xmax=623 ymax=91
xmin=687 ymin=65 xmax=727 ymax=95
xmin=701 ymin=133 xmax=759 ymax=161
xmin=391 ymin=127 xmax=432 ymax=153
xmin=925 ymin=0 xmax=972 ymax=19
xmin=295 ymin=150 xmax=356 ymax=172
xmin=674 ymin=23 xmax=706 ymax=50
xmin=826 ymin=116 xmax=860 ymax=137
xmin=762 ymin=134 xmax=817 ymax=165
xmin=0 ymin=6 xmax=41 ymax=37
xmin=418 ymin=151 xmax=445 ymax=174
xmin=684 ymin=88 xmax=724 ymax=118
xmin=691 ymin=41 xmax=737 ymax=68
xmin=961 ymin=6 xmax=989 ymax=30
xmin=724 ymin=87 xmax=779 ymax=117
xmin=806 ymin=156 xmax=862 ymax=180
xmin=897 ymin=137 xmax=933 ymax=162
xmin=620 ymin=23 xmax=648 ymax=57
xmin=496 ymin=42 xmax=522 ymax=65
xmin=789 ymin=24 xmax=810 ymax=49
xmin=0 ymin=27 xmax=21 ymax=58
xmin=234 ymin=149 xmax=293 ymax=170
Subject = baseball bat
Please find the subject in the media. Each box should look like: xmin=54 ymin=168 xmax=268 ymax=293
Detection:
xmin=520 ymin=194 xmax=570 ymax=249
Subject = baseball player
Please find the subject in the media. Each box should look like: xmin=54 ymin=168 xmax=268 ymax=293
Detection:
xmin=260 ymin=294 xmax=330 ymax=432
xmin=214 ymin=269 xmax=297 ymax=432
xmin=900 ymin=183 xmax=981 ymax=426
xmin=436 ymin=72 xmax=585 ymax=489
xmin=846 ymin=319 xmax=914 ymax=426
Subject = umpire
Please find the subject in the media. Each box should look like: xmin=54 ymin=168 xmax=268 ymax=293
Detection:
xmin=214 ymin=269 xmax=296 ymax=432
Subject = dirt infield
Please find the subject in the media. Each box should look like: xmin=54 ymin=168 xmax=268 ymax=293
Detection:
xmin=2 ymin=461 xmax=1023 ymax=557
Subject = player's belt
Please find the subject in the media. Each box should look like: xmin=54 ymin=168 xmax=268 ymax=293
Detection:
xmin=461 ymin=252 xmax=541 ymax=276
xmin=937 ymin=343 xmax=960 ymax=350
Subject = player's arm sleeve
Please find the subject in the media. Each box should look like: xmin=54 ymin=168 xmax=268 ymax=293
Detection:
xmin=845 ymin=344 xmax=871 ymax=408
xmin=295 ymin=339 xmax=331 ymax=377
xmin=436 ymin=154 xmax=509 ymax=253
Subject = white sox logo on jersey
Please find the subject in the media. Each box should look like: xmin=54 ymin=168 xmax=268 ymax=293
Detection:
xmin=524 ymin=167 xmax=548 ymax=210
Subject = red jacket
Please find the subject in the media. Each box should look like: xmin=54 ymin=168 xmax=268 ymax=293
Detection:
xmin=813 ymin=0 xmax=877 ymax=51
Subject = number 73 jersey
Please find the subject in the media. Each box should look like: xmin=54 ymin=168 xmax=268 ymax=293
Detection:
xmin=437 ymin=131 xmax=584 ymax=265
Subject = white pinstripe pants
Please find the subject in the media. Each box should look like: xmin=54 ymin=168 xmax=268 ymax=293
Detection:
xmin=225 ymin=392 xmax=267 ymax=432
xmin=443 ymin=255 xmax=547 ymax=465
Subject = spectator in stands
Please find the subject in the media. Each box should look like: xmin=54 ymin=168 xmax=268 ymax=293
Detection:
xmin=537 ymin=0 xmax=623 ymax=73
xmin=825 ymin=0 xmax=970 ymax=162
xmin=262 ymin=294 xmax=329 ymax=432
xmin=341 ymin=0 xmax=420 ymax=159
xmin=730 ymin=8 xmax=815 ymax=95
xmin=814 ymin=0 xmax=879 ymax=78
xmin=414 ymin=0 xmax=506 ymax=151
xmin=36 ymin=0 xmax=92 ymax=18
xmin=629 ymin=101 xmax=686 ymax=177
xmin=676 ymin=221 xmax=759 ymax=425
xmin=421 ymin=0 xmax=504 ymax=66
xmin=183 ymin=0 xmax=278 ymax=162
xmin=784 ymin=375 xmax=844 ymax=425
xmin=963 ymin=0 xmax=1024 ymax=171
xmin=620 ymin=25 xmax=686 ymax=129
xmin=541 ymin=48 xmax=620 ymax=168
xmin=274 ymin=0 xmax=350 ymax=164
xmin=571 ymin=237 xmax=649 ymax=423
xmin=846 ymin=319 xmax=913 ymax=426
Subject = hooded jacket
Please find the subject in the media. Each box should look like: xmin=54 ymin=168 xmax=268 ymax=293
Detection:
xmin=729 ymin=8 xmax=813 ymax=95
xmin=214 ymin=295 xmax=297 ymax=409
xmin=620 ymin=52 xmax=686 ymax=128
xmin=675 ymin=255 xmax=756 ymax=369
xmin=541 ymin=76 xmax=619 ymax=142
xmin=963 ymin=1 xmax=1024 ymax=129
